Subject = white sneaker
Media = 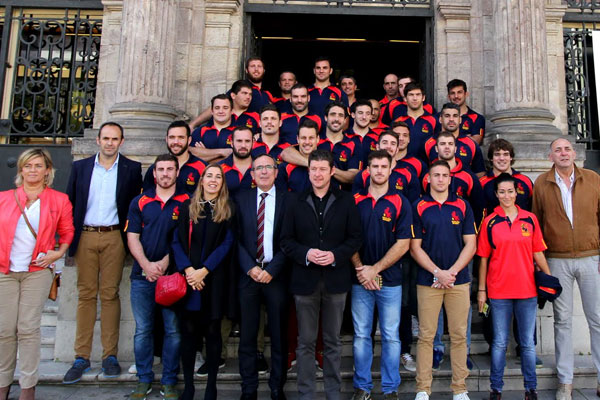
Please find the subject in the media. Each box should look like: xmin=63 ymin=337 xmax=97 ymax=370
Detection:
xmin=415 ymin=391 xmax=429 ymax=400
xmin=195 ymin=352 xmax=205 ymax=370
xmin=453 ymin=392 xmax=470 ymax=400
xmin=401 ymin=353 xmax=416 ymax=372
xmin=128 ymin=364 xmax=136 ymax=374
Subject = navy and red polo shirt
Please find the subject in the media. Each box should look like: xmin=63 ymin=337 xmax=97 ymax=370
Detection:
xmin=423 ymin=135 xmax=485 ymax=174
xmin=317 ymin=134 xmax=361 ymax=172
xmin=479 ymin=170 xmax=534 ymax=215
xmin=218 ymin=155 xmax=255 ymax=195
xmin=346 ymin=128 xmax=380 ymax=166
xmin=371 ymin=121 xmax=389 ymax=136
xmin=143 ymin=155 xmax=207 ymax=196
xmin=191 ymin=124 xmax=236 ymax=149
xmin=276 ymin=162 xmax=311 ymax=193
xmin=421 ymin=159 xmax=485 ymax=225
xmin=354 ymin=190 xmax=413 ymax=286
xmin=381 ymin=99 xmax=436 ymax=126
xmin=126 ymin=189 xmax=190 ymax=280
xmin=250 ymin=138 xmax=292 ymax=164
xmin=280 ymin=113 xmax=323 ymax=145
xmin=308 ymin=85 xmax=349 ymax=117
xmin=397 ymin=156 xmax=428 ymax=182
xmin=273 ymin=98 xmax=292 ymax=114
xmin=248 ymin=85 xmax=274 ymax=114
xmin=476 ymin=206 xmax=546 ymax=299
xmin=459 ymin=107 xmax=485 ymax=140
xmin=412 ymin=193 xmax=476 ymax=286
xmin=233 ymin=111 xmax=261 ymax=135
xmin=393 ymin=114 xmax=437 ymax=161
xmin=352 ymin=166 xmax=421 ymax=203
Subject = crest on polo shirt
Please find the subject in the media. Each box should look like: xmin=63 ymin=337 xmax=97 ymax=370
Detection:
xmin=459 ymin=146 xmax=467 ymax=157
xmin=246 ymin=120 xmax=253 ymax=129
xmin=370 ymin=142 xmax=377 ymax=151
xmin=172 ymin=206 xmax=180 ymax=220
xmin=226 ymin=135 xmax=232 ymax=146
xmin=421 ymin=125 xmax=429 ymax=134
xmin=339 ymin=150 xmax=348 ymax=162
xmin=517 ymin=182 xmax=525 ymax=195
xmin=521 ymin=223 xmax=530 ymax=237
xmin=382 ymin=207 xmax=392 ymax=222
xmin=456 ymin=185 xmax=464 ymax=198
xmin=329 ymin=94 xmax=336 ymax=101
xmin=451 ymin=211 xmax=461 ymax=225
xmin=395 ymin=177 xmax=404 ymax=190
xmin=186 ymin=172 xmax=195 ymax=186
xmin=462 ymin=120 xmax=470 ymax=130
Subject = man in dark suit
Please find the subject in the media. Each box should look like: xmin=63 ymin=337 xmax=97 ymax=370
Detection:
xmin=63 ymin=122 xmax=142 ymax=384
xmin=281 ymin=149 xmax=362 ymax=400
xmin=236 ymin=153 xmax=288 ymax=400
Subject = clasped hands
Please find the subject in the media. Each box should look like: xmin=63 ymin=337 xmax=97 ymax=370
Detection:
xmin=185 ymin=266 xmax=209 ymax=291
xmin=307 ymin=248 xmax=335 ymax=266
xmin=248 ymin=266 xmax=273 ymax=284
xmin=356 ymin=264 xmax=381 ymax=291
xmin=431 ymin=268 xmax=457 ymax=289
xmin=142 ymin=254 xmax=169 ymax=282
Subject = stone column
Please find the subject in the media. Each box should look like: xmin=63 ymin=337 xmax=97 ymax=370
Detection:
xmin=108 ymin=0 xmax=179 ymax=139
xmin=488 ymin=0 xmax=561 ymax=141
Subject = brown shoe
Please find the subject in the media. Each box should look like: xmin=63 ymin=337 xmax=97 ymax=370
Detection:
xmin=19 ymin=386 xmax=35 ymax=400
xmin=0 ymin=385 xmax=10 ymax=400
xmin=556 ymin=384 xmax=572 ymax=400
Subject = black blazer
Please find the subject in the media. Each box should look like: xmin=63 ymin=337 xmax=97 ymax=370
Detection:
xmin=235 ymin=188 xmax=288 ymax=289
xmin=66 ymin=154 xmax=142 ymax=256
xmin=280 ymin=187 xmax=362 ymax=295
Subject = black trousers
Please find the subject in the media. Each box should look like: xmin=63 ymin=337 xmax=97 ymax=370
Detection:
xmin=178 ymin=310 xmax=221 ymax=400
xmin=238 ymin=278 xmax=288 ymax=394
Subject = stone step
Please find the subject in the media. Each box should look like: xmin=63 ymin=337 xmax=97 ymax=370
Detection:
xmin=23 ymin=355 xmax=598 ymax=393
xmin=41 ymin=326 xmax=56 ymax=361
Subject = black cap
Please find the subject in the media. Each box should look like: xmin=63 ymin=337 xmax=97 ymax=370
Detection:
xmin=535 ymin=270 xmax=562 ymax=309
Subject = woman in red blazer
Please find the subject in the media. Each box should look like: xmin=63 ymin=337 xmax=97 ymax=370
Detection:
xmin=0 ymin=148 xmax=74 ymax=400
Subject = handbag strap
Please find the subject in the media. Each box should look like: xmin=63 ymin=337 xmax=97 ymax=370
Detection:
xmin=188 ymin=218 xmax=192 ymax=256
xmin=14 ymin=189 xmax=37 ymax=239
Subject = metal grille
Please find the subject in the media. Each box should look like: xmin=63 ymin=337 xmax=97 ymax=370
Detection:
xmin=6 ymin=9 xmax=101 ymax=142
xmin=247 ymin=0 xmax=429 ymax=8
xmin=566 ymin=0 xmax=600 ymax=12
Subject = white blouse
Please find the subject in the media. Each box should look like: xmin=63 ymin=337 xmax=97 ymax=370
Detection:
xmin=9 ymin=199 xmax=40 ymax=272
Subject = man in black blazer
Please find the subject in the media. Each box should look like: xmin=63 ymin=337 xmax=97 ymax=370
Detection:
xmin=63 ymin=122 xmax=142 ymax=384
xmin=281 ymin=149 xmax=362 ymax=400
xmin=236 ymin=154 xmax=288 ymax=400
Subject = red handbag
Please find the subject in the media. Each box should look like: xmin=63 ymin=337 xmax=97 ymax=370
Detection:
xmin=155 ymin=272 xmax=187 ymax=306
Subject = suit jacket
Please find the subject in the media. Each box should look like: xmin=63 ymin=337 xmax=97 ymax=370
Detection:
xmin=66 ymin=153 xmax=142 ymax=256
xmin=281 ymin=186 xmax=362 ymax=295
xmin=235 ymin=187 xmax=288 ymax=289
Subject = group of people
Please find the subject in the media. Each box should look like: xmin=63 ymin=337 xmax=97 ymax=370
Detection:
xmin=0 ymin=55 xmax=598 ymax=400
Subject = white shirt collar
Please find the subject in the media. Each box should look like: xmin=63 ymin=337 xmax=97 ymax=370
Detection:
xmin=257 ymin=185 xmax=276 ymax=198
xmin=94 ymin=153 xmax=120 ymax=170
xmin=554 ymin=168 xmax=574 ymax=185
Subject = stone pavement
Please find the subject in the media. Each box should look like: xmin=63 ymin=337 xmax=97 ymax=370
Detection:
xmin=3 ymin=387 xmax=600 ymax=400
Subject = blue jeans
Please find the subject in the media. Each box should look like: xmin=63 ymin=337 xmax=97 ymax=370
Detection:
xmin=351 ymin=284 xmax=402 ymax=394
xmin=490 ymin=297 xmax=537 ymax=391
xmin=130 ymin=279 xmax=181 ymax=385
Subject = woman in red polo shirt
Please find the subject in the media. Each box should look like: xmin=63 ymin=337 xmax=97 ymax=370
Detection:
xmin=477 ymin=173 xmax=550 ymax=400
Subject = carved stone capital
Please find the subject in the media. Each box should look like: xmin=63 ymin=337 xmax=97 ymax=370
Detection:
xmin=437 ymin=1 xmax=471 ymax=20
xmin=205 ymin=0 xmax=241 ymax=15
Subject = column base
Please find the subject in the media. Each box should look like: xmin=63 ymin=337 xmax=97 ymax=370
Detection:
xmin=108 ymin=102 xmax=177 ymax=139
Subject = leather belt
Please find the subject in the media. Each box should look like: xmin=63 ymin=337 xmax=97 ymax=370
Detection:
xmin=82 ymin=224 xmax=120 ymax=233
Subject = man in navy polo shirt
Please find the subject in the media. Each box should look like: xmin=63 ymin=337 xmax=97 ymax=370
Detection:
xmin=308 ymin=56 xmax=349 ymax=117
xmin=446 ymin=79 xmax=485 ymax=145
xmin=369 ymin=99 xmax=389 ymax=135
xmin=280 ymin=83 xmax=322 ymax=145
xmin=245 ymin=57 xmax=275 ymax=113
xmin=381 ymin=77 xmax=436 ymax=126
xmin=251 ymin=104 xmax=292 ymax=164
xmin=411 ymin=160 xmax=476 ymax=400
xmin=272 ymin=70 xmax=297 ymax=114
xmin=143 ymin=120 xmax=207 ymax=196
xmin=425 ymin=103 xmax=485 ymax=177
xmin=219 ymin=126 xmax=254 ymax=195
xmin=351 ymin=150 xmax=412 ymax=400
xmin=126 ymin=154 xmax=189 ymax=399
xmin=230 ymin=80 xmax=261 ymax=136
xmin=190 ymin=94 xmax=236 ymax=162
xmin=347 ymin=99 xmax=379 ymax=166
xmin=276 ymin=119 xmax=320 ymax=193
xmin=380 ymin=73 xmax=399 ymax=108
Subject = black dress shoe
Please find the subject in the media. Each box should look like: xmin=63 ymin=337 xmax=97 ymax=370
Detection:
xmin=240 ymin=392 xmax=257 ymax=400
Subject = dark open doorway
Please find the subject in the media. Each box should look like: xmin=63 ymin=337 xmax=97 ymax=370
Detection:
xmin=246 ymin=12 xmax=432 ymax=101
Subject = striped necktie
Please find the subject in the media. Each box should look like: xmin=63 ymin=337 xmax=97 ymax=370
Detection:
xmin=256 ymin=192 xmax=268 ymax=262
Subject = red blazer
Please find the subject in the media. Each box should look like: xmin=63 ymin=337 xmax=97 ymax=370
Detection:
xmin=0 ymin=186 xmax=74 ymax=274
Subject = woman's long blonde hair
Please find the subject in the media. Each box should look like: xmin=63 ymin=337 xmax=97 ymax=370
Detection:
xmin=189 ymin=163 xmax=232 ymax=223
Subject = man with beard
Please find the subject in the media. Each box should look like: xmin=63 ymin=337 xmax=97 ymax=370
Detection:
xmin=446 ymin=79 xmax=485 ymax=145
xmin=219 ymin=126 xmax=255 ymax=195
xmin=251 ymin=104 xmax=292 ymax=164
xmin=424 ymin=103 xmax=485 ymax=177
xmin=392 ymin=121 xmax=428 ymax=183
xmin=231 ymin=80 xmax=261 ymax=136
xmin=190 ymin=94 xmax=236 ymax=162
xmin=126 ymin=154 xmax=189 ymax=400
xmin=347 ymin=99 xmax=379 ymax=166
xmin=280 ymin=84 xmax=322 ymax=145
xmin=351 ymin=150 xmax=413 ymax=400
xmin=143 ymin=121 xmax=207 ymax=196
xmin=308 ymin=57 xmax=349 ymax=117
xmin=273 ymin=71 xmax=297 ymax=114
xmin=340 ymin=75 xmax=358 ymax=106
xmin=277 ymin=119 xmax=321 ymax=193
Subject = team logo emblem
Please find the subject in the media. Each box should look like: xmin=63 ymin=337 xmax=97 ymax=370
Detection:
xmin=226 ymin=135 xmax=232 ymax=145
xmin=329 ymin=94 xmax=336 ymax=101
xmin=451 ymin=211 xmax=461 ymax=225
xmin=370 ymin=142 xmax=377 ymax=151
xmin=382 ymin=207 xmax=392 ymax=222
xmin=186 ymin=172 xmax=195 ymax=186
xmin=521 ymin=223 xmax=531 ymax=237
xmin=395 ymin=178 xmax=404 ymax=190
xmin=459 ymin=146 xmax=467 ymax=157
xmin=517 ymin=182 xmax=525 ymax=195
xmin=456 ymin=186 xmax=464 ymax=198
xmin=339 ymin=150 xmax=348 ymax=162
xmin=462 ymin=121 xmax=470 ymax=130
xmin=251 ymin=180 xmax=257 ymax=189
xmin=422 ymin=125 xmax=429 ymax=133
xmin=172 ymin=206 xmax=180 ymax=220
xmin=246 ymin=120 xmax=254 ymax=129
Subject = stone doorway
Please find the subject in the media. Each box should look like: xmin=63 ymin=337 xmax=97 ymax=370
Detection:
xmin=245 ymin=12 xmax=432 ymax=100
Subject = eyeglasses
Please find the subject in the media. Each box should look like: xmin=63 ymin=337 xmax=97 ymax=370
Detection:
xmin=252 ymin=165 xmax=276 ymax=171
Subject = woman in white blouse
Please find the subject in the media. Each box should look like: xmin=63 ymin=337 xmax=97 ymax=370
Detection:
xmin=0 ymin=149 xmax=74 ymax=400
